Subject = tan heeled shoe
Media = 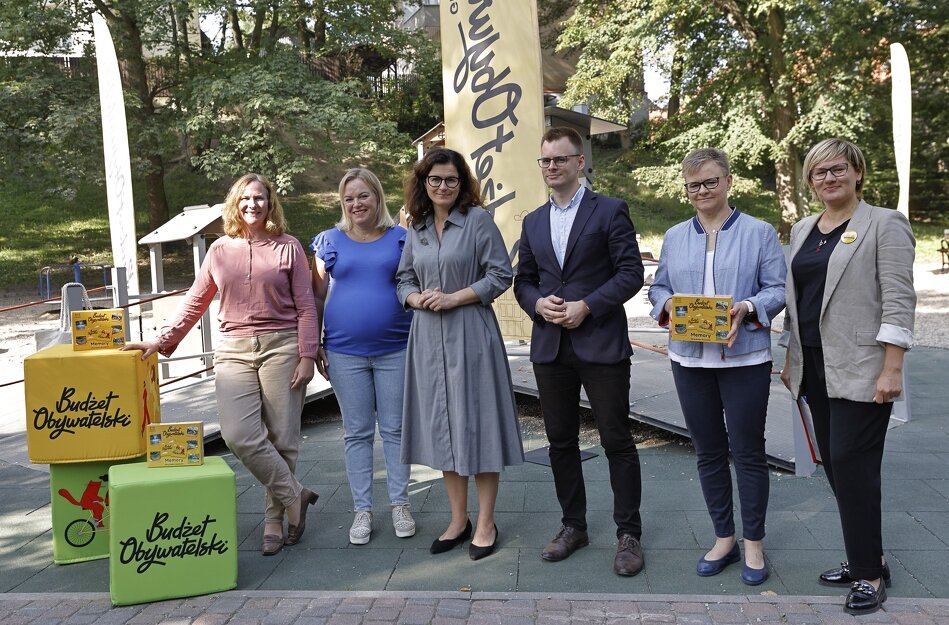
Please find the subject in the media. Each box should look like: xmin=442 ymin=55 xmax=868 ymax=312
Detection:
xmin=286 ymin=488 xmax=318 ymax=545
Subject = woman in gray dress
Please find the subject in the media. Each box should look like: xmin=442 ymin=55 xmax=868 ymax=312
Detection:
xmin=397 ymin=147 xmax=524 ymax=561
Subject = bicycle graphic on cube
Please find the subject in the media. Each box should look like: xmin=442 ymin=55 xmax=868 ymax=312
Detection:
xmin=58 ymin=474 xmax=110 ymax=548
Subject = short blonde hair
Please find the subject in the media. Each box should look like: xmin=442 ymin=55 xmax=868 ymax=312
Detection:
xmin=221 ymin=174 xmax=287 ymax=238
xmin=802 ymin=138 xmax=866 ymax=200
xmin=336 ymin=168 xmax=395 ymax=232
xmin=682 ymin=148 xmax=730 ymax=177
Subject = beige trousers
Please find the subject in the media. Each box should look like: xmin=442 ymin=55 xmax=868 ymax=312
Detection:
xmin=214 ymin=330 xmax=305 ymax=523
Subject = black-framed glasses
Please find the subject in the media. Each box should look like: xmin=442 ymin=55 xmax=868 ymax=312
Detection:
xmin=683 ymin=177 xmax=720 ymax=194
xmin=537 ymin=154 xmax=581 ymax=168
xmin=810 ymin=163 xmax=849 ymax=181
xmin=426 ymin=175 xmax=460 ymax=189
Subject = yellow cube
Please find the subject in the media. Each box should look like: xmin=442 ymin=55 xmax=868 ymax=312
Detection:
xmin=670 ymin=294 xmax=734 ymax=344
xmin=71 ymin=309 xmax=127 ymax=351
xmin=25 ymin=344 xmax=161 ymax=464
xmin=146 ymin=422 xmax=204 ymax=467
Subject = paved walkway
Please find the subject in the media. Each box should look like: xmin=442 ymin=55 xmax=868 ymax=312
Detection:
xmin=1 ymin=346 xmax=947 ymax=623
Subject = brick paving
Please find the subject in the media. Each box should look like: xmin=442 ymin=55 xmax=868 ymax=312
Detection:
xmin=2 ymin=593 xmax=949 ymax=625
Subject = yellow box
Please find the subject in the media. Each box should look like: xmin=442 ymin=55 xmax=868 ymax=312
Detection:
xmin=669 ymin=294 xmax=734 ymax=343
xmin=72 ymin=309 xmax=127 ymax=351
xmin=146 ymin=422 xmax=204 ymax=467
xmin=25 ymin=344 xmax=161 ymax=463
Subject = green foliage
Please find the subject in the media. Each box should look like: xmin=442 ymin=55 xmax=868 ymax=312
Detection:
xmin=557 ymin=0 xmax=948 ymax=222
xmin=181 ymin=51 xmax=412 ymax=193
xmin=0 ymin=58 xmax=103 ymax=196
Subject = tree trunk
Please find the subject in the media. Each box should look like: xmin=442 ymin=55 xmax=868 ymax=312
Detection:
xmin=249 ymin=1 xmax=267 ymax=52
xmin=229 ymin=7 xmax=244 ymax=50
xmin=766 ymin=5 xmax=804 ymax=238
xmin=667 ymin=31 xmax=684 ymax=119
xmin=105 ymin=6 xmax=170 ymax=231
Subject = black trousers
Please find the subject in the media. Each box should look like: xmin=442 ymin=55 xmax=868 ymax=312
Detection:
xmin=802 ymin=346 xmax=890 ymax=581
xmin=533 ymin=331 xmax=643 ymax=539
xmin=671 ymin=360 xmax=772 ymax=541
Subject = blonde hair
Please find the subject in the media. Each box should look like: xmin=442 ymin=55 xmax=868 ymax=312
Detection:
xmin=336 ymin=168 xmax=395 ymax=231
xmin=221 ymin=174 xmax=287 ymax=237
xmin=802 ymin=138 xmax=866 ymax=200
xmin=682 ymin=148 xmax=730 ymax=177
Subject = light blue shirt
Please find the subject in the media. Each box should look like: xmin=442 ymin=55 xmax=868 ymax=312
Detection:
xmin=548 ymin=185 xmax=585 ymax=268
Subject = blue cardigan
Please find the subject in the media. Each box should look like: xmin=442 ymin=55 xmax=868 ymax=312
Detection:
xmin=648 ymin=208 xmax=787 ymax=359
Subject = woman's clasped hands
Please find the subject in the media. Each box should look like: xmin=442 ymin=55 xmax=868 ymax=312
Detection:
xmin=411 ymin=287 xmax=460 ymax=311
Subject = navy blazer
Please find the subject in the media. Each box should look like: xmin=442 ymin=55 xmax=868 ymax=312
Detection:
xmin=513 ymin=190 xmax=644 ymax=364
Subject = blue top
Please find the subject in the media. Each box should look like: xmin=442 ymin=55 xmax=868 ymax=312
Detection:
xmin=647 ymin=208 xmax=787 ymax=360
xmin=310 ymin=226 xmax=412 ymax=357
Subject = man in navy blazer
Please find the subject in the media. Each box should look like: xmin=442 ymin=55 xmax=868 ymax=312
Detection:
xmin=514 ymin=126 xmax=646 ymax=576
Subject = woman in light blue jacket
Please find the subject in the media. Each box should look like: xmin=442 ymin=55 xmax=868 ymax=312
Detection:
xmin=649 ymin=148 xmax=786 ymax=585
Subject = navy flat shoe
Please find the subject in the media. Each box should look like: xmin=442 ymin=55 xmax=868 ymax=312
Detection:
xmin=741 ymin=560 xmax=770 ymax=586
xmin=696 ymin=542 xmax=740 ymax=577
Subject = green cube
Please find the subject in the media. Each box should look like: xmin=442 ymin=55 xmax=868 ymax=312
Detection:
xmin=108 ymin=456 xmax=237 ymax=605
xmin=50 ymin=458 xmax=141 ymax=564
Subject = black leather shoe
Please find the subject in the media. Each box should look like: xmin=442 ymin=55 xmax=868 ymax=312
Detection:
xmin=613 ymin=533 xmax=644 ymax=576
xmin=845 ymin=580 xmax=888 ymax=615
xmin=696 ymin=542 xmax=740 ymax=577
xmin=469 ymin=524 xmax=498 ymax=561
xmin=819 ymin=561 xmax=892 ymax=588
xmin=541 ymin=526 xmax=590 ymax=562
xmin=430 ymin=519 xmax=472 ymax=554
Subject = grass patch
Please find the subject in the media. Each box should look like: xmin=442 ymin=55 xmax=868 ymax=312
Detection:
xmin=2 ymin=153 xmax=945 ymax=294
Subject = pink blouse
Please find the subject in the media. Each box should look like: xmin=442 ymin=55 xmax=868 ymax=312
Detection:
xmin=158 ymin=234 xmax=319 ymax=359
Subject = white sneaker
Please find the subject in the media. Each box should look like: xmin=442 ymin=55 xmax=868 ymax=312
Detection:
xmin=392 ymin=504 xmax=416 ymax=538
xmin=349 ymin=511 xmax=372 ymax=545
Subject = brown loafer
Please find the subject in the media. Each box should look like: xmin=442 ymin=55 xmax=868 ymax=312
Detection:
xmin=286 ymin=488 xmax=319 ymax=546
xmin=541 ymin=526 xmax=590 ymax=562
xmin=261 ymin=534 xmax=284 ymax=556
xmin=614 ymin=533 xmax=644 ymax=576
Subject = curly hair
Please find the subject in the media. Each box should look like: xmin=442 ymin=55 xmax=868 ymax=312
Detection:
xmin=403 ymin=148 xmax=482 ymax=224
xmin=221 ymin=173 xmax=287 ymax=238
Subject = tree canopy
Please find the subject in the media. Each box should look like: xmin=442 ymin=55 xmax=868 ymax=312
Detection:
xmin=0 ymin=0 xmax=440 ymax=229
xmin=554 ymin=0 xmax=947 ymax=232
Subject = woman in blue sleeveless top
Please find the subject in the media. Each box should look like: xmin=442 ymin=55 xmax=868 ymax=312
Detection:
xmin=311 ymin=168 xmax=415 ymax=545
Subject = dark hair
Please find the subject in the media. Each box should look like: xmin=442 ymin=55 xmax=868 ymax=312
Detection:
xmin=404 ymin=147 xmax=482 ymax=223
xmin=541 ymin=126 xmax=583 ymax=153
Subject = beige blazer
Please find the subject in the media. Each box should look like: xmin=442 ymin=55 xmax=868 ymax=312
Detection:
xmin=784 ymin=200 xmax=915 ymax=402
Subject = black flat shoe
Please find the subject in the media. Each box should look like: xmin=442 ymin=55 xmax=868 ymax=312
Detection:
xmin=819 ymin=561 xmax=892 ymax=588
xmin=469 ymin=524 xmax=499 ymax=561
xmin=430 ymin=519 xmax=472 ymax=554
xmin=696 ymin=542 xmax=740 ymax=577
xmin=845 ymin=580 xmax=887 ymax=615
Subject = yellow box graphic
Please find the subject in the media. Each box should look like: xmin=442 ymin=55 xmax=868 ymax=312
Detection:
xmin=72 ymin=309 xmax=127 ymax=351
xmin=25 ymin=344 xmax=161 ymax=463
xmin=146 ymin=422 xmax=204 ymax=467
xmin=670 ymin=294 xmax=734 ymax=344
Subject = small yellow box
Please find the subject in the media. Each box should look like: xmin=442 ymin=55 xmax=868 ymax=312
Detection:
xmin=670 ymin=294 xmax=734 ymax=343
xmin=146 ymin=422 xmax=204 ymax=467
xmin=72 ymin=309 xmax=127 ymax=351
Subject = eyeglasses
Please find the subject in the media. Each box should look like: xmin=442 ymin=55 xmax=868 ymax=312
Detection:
xmin=537 ymin=154 xmax=581 ymax=168
xmin=810 ymin=163 xmax=849 ymax=181
xmin=683 ymin=177 xmax=720 ymax=194
xmin=426 ymin=176 xmax=460 ymax=189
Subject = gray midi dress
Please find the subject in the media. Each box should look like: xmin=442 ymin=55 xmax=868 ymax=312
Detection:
xmin=396 ymin=206 xmax=524 ymax=475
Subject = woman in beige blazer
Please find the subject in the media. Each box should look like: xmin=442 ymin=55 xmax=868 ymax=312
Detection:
xmin=781 ymin=139 xmax=915 ymax=615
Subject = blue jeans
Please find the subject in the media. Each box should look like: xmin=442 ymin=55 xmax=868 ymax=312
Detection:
xmin=326 ymin=349 xmax=410 ymax=511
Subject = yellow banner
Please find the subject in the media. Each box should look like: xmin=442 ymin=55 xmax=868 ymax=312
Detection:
xmin=439 ymin=0 xmax=548 ymax=338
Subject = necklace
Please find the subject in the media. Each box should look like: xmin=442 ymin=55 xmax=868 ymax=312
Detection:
xmin=816 ymin=236 xmax=828 ymax=252
xmin=351 ymin=227 xmax=380 ymax=241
